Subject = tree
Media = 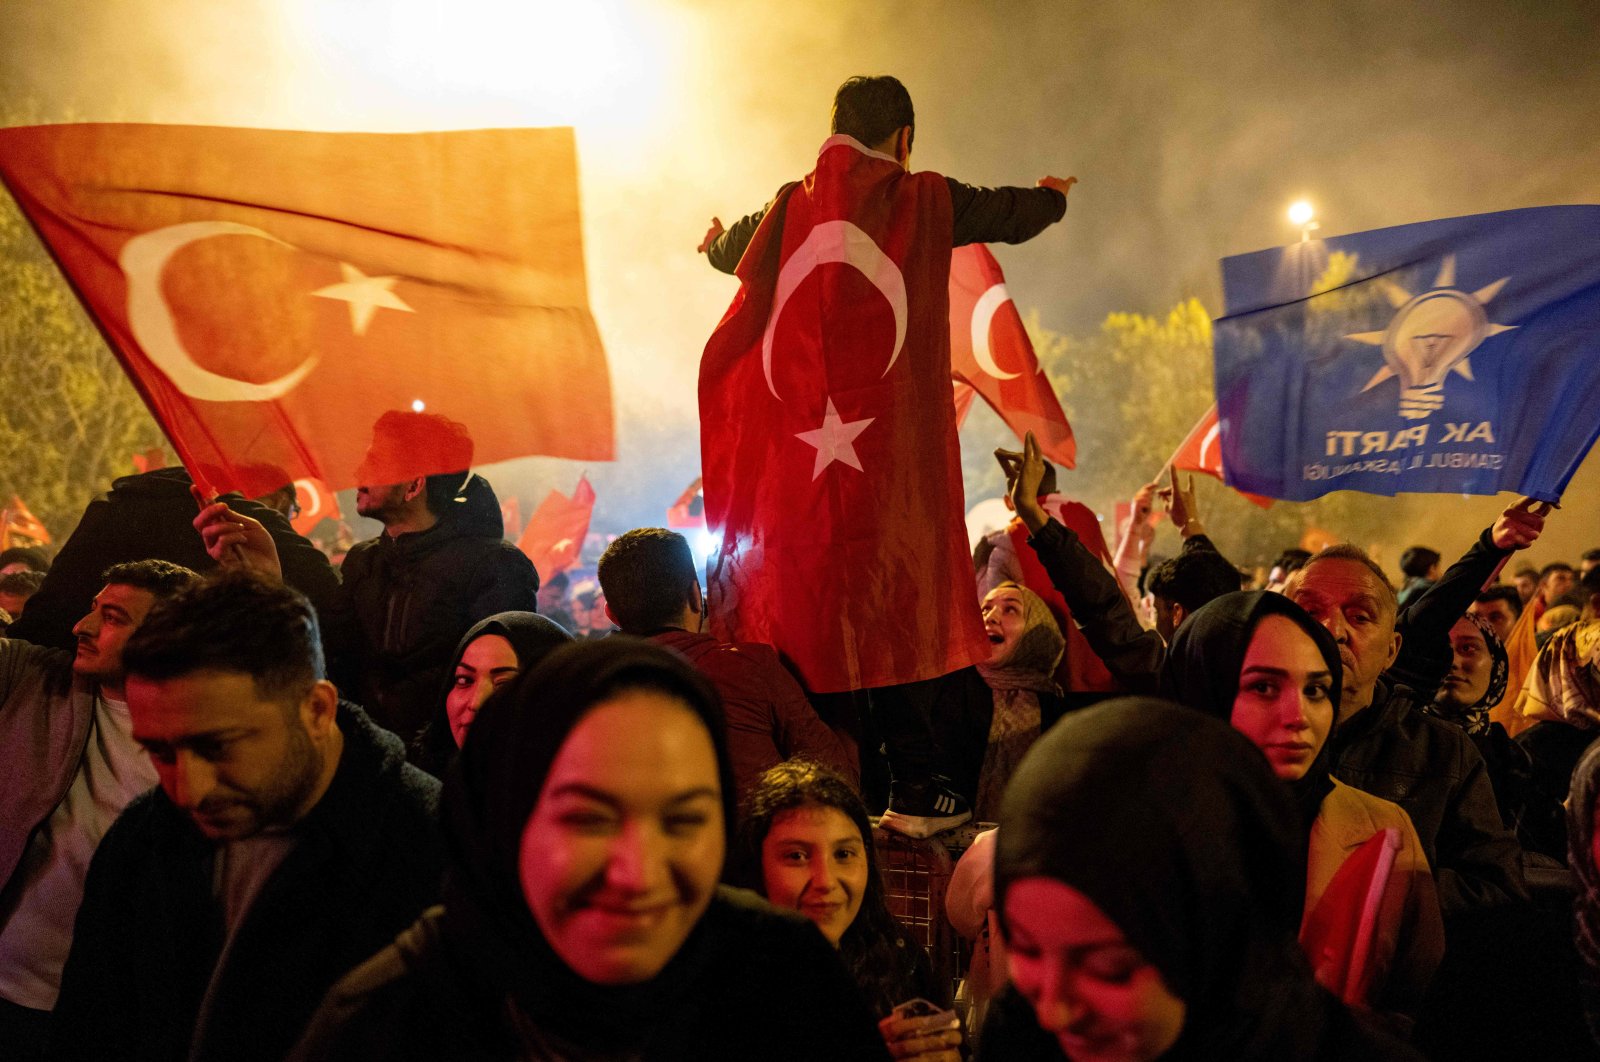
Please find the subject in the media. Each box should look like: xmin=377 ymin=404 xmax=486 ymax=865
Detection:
xmin=0 ymin=157 xmax=162 ymax=543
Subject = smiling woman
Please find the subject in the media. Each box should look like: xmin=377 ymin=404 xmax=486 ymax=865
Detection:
xmin=290 ymin=638 xmax=890 ymax=1061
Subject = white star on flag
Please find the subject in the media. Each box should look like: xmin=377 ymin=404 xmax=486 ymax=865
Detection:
xmin=312 ymin=262 xmax=415 ymax=335
xmin=795 ymin=398 xmax=874 ymax=480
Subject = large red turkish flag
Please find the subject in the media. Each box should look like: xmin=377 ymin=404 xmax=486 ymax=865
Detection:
xmin=700 ymin=136 xmax=989 ymax=693
xmin=518 ymin=474 xmax=595 ymax=580
xmin=1170 ymin=404 xmax=1273 ymax=509
xmin=948 ymin=244 xmax=1076 ymax=468
xmin=0 ymin=123 xmax=612 ymax=497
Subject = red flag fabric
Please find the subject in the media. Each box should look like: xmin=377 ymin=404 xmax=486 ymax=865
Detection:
xmin=290 ymin=477 xmax=341 ymax=536
xmin=666 ymin=476 xmax=705 ymax=530
xmin=1169 ymin=404 xmax=1274 ymax=510
xmin=948 ymin=244 xmax=1076 ymax=468
xmin=0 ymin=495 xmax=51 ymax=549
xmin=518 ymin=475 xmax=596 ymax=580
xmin=499 ymin=496 xmax=523 ymax=542
xmin=1009 ymin=503 xmax=1121 ymax=693
xmin=700 ymin=135 xmax=989 ymax=693
xmin=0 ymin=123 xmax=612 ymax=498
xmin=131 ymin=446 xmax=168 ymax=474
xmin=1300 ymin=827 xmax=1401 ymax=1006
xmin=951 ymin=379 xmax=978 ymax=429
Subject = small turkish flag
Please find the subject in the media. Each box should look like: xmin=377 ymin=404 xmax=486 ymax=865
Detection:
xmin=290 ymin=477 xmax=341 ymax=536
xmin=666 ymin=476 xmax=705 ymax=530
xmin=1 ymin=495 xmax=51 ymax=548
xmin=1170 ymin=404 xmax=1273 ymax=509
xmin=500 ymin=496 xmax=523 ymax=542
xmin=0 ymin=123 xmax=613 ymax=498
xmin=701 ymin=136 xmax=989 ymax=693
xmin=948 ymin=244 xmax=1075 ymax=468
xmin=518 ymin=474 xmax=596 ymax=580
xmin=131 ymin=446 xmax=168 ymax=474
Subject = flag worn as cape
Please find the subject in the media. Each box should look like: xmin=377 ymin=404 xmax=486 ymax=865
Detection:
xmin=0 ymin=123 xmax=613 ymax=498
xmin=949 ymin=243 xmax=1075 ymax=468
xmin=700 ymin=135 xmax=989 ymax=693
xmin=1214 ymin=206 xmax=1600 ymax=502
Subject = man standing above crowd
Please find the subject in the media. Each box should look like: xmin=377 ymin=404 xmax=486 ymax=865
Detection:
xmin=0 ymin=560 xmax=196 ymax=1060
xmin=697 ymin=75 xmax=1075 ymax=836
xmin=597 ymin=528 xmax=856 ymax=802
xmin=50 ymin=572 xmax=442 ymax=1062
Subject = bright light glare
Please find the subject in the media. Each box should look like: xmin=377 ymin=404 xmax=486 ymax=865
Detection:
xmin=411 ymin=398 xmax=426 ymax=412
xmin=692 ymin=529 xmax=721 ymax=567
xmin=1287 ymin=200 xmax=1315 ymax=226
xmin=287 ymin=0 xmax=675 ymax=138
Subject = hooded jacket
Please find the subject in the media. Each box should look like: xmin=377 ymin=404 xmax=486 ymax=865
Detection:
xmin=324 ymin=474 xmax=538 ymax=743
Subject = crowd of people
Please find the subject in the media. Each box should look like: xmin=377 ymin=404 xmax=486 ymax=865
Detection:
xmin=1 ymin=73 xmax=1599 ymax=1062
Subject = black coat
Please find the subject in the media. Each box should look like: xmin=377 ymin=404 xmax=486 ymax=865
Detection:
xmin=7 ymin=467 xmax=339 ymax=650
xmin=322 ymin=475 xmax=538 ymax=743
xmin=47 ymin=703 xmax=444 ymax=1062
xmin=290 ymin=888 xmax=891 ymax=1062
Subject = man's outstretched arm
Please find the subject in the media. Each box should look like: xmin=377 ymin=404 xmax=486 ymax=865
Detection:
xmin=701 ymin=207 xmax=769 ymax=275
xmin=950 ymin=176 xmax=1074 ymax=246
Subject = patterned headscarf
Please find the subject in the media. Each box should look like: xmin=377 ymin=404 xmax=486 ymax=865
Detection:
xmin=1425 ymin=612 xmax=1509 ymax=737
xmin=1567 ymin=739 xmax=1600 ymax=1043
xmin=1519 ymin=617 xmax=1600 ymax=730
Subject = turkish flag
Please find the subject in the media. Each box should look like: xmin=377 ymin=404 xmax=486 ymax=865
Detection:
xmin=0 ymin=123 xmax=612 ymax=498
xmin=700 ymin=135 xmax=989 ymax=693
xmin=1299 ymin=827 xmax=1401 ymax=1006
xmin=290 ymin=477 xmax=341 ymax=536
xmin=666 ymin=476 xmax=705 ymax=530
xmin=131 ymin=446 xmax=168 ymax=474
xmin=948 ymin=244 xmax=1075 ymax=468
xmin=499 ymin=496 xmax=523 ymax=542
xmin=1170 ymin=404 xmax=1274 ymax=510
xmin=518 ymin=474 xmax=595 ymax=580
xmin=951 ymin=379 xmax=978 ymax=428
xmin=1009 ymin=502 xmax=1122 ymax=693
xmin=1 ymin=495 xmax=50 ymax=549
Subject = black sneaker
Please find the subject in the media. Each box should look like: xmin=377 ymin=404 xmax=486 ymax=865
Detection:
xmin=879 ymin=781 xmax=971 ymax=839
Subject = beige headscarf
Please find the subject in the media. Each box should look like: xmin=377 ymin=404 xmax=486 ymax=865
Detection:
xmin=1515 ymin=616 xmax=1600 ymax=729
xmin=974 ymin=582 xmax=1064 ymax=820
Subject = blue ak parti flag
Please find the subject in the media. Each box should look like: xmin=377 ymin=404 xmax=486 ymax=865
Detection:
xmin=1213 ymin=206 xmax=1600 ymax=502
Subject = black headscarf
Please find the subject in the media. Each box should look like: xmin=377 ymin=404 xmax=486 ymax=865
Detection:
xmin=1422 ymin=612 xmax=1508 ymax=737
xmin=1161 ymin=590 xmax=1343 ymax=833
xmin=411 ymin=611 xmax=574 ymax=776
xmin=438 ymin=636 xmax=736 ymax=1054
xmin=995 ymin=697 xmax=1341 ymax=1061
xmin=1569 ymin=739 xmax=1600 ymax=1044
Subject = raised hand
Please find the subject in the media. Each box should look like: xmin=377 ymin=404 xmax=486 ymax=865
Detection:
xmin=1037 ymin=176 xmax=1078 ymax=197
xmin=697 ymin=216 xmax=725 ymax=254
xmin=1491 ymin=495 xmax=1553 ymax=551
xmin=191 ymin=485 xmax=283 ymax=580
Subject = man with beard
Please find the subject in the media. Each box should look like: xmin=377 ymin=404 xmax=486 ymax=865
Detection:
xmin=49 ymin=572 xmax=442 ymax=1062
xmin=0 ymin=561 xmax=197 ymax=1060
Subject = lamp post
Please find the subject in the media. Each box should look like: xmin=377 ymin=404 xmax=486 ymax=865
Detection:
xmin=1288 ymin=199 xmax=1319 ymax=242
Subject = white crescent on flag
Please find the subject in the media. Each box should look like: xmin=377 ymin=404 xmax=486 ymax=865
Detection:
xmin=761 ymin=220 xmax=907 ymax=400
xmin=120 ymin=221 xmax=320 ymax=402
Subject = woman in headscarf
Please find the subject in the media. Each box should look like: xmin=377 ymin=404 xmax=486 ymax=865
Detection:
xmin=1161 ymin=591 xmax=1441 ymax=1026
xmin=292 ymin=637 xmax=889 ymax=1061
xmin=410 ymin=611 xmax=574 ymax=778
xmin=1423 ymin=614 xmax=1546 ymax=847
xmin=736 ymin=759 xmax=961 ymax=1061
xmin=973 ymin=582 xmax=1065 ymax=821
xmin=1515 ymin=603 xmax=1600 ymax=864
xmin=977 ymin=697 xmax=1425 ymax=1061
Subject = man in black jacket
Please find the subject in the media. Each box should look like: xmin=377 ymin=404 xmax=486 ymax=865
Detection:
xmin=49 ymin=572 xmax=443 ymax=1062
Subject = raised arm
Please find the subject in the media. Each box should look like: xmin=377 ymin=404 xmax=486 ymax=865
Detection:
xmin=949 ymin=177 xmax=1071 ymax=246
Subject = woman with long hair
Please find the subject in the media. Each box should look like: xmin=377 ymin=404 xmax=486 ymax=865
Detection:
xmin=738 ymin=759 xmax=962 ymax=1061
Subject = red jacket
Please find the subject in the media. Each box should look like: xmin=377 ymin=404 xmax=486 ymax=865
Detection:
xmin=650 ymin=629 xmax=858 ymax=803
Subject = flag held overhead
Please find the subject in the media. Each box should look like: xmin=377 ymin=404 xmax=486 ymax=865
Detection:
xmin=0 ymin=123 xmax=614 ymax=498
xmin=1214 ymin=206 xmax=1600 ymax=503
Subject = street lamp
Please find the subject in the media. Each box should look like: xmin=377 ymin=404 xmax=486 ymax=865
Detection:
xmin=1288 ymin=199 xmax=1320 ymax=242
